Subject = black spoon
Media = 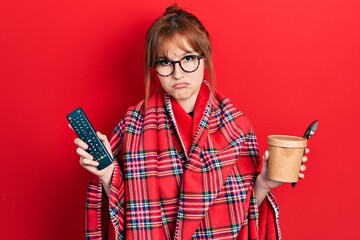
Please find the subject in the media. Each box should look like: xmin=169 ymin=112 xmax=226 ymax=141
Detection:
xmin=291 ymin=120 xmax=318 ymax=187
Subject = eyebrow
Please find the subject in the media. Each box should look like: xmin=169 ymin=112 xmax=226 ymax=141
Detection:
xmin=158 ymin=50 xmax=196 ymax=60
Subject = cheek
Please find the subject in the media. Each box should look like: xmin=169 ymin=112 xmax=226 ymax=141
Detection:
xmin=158 ymin=77 xmax=169 ymax=89
xmin=195 ymin=66 xmax=205 ymax=82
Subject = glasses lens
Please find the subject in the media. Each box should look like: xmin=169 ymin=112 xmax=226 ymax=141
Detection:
xmin=155 ymin=55 xmax=201 ymax=77
xmin=155 ymin=61 xmax=173 ymax=77
xmin=180 ymin=56 xmax=199 ymax=72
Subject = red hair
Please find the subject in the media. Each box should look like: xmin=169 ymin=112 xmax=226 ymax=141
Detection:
xmin=144 ymin=4 xmax=215 ymax=106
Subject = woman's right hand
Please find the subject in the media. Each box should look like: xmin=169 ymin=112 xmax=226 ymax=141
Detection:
xmin=69 ymin=124 xmax=114 ymax=194
xmin=73 ymin=132 xmax=113 ymax=177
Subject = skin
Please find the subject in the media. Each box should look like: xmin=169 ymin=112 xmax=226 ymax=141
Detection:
xmin=71 ymin=39 xmax=309 ymax=204
xmin=156 ymin=40 xmax=205 ymax=113
xmin=255 ymin=149 xmax=309 ymax=204
xmin=71 ymin=128 xmax=114 ymax=196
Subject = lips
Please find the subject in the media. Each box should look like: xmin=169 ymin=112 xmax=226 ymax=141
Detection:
xmin=173 ymin=82 xmax=189 ymax=89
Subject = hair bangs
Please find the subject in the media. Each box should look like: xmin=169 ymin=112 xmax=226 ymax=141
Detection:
xmin=154 ymin=27 xmax=203 ymax=61
xmin=145 ymin=5 xmax=215 ymax=108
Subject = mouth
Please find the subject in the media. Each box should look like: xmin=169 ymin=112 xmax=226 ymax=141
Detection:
xmin=172 ymin=82 xmax=189 ymax=89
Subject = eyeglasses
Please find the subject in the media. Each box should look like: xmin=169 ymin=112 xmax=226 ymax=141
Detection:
xmin=152 ymin=55 xmax=204 ymax=77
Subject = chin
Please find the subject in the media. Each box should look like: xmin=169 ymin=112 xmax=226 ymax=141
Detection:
xmin=173 ymin=91 xmax=192 ymax=100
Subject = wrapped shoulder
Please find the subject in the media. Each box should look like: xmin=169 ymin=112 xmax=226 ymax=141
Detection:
xmin=123 ymin=100 xmax=145 ymax=123
xmin=215 ymin=95 xmax=253 ymax=136
xmin=127 ymin=99 xmax=145 ymax=116
xmin=234 ymin=114 xmax=253 ymax=135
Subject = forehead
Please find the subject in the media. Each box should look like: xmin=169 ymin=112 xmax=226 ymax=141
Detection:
xmin=156 ymin=35 xmax=197 ymax=59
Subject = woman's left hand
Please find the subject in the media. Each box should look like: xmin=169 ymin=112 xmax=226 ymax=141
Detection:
xmin=256 ymin=148 xmax=310 ymax=191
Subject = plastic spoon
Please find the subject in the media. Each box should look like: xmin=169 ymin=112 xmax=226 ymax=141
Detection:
xmin=291 ymin=120 xmax=318 ymax=187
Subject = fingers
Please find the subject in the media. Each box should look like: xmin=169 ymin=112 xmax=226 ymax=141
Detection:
xmin=74 ymin=138 xmax=88 ymax=150
xmin=299 ymin=164 xmax=307 ymax=179
xmin=74 ymin=140 xmax=99 ymax=167
xmin=77 ymin=148 xmax=99 ymax=168
xmin=80 ymin=158 xmax=100 ymax=177
xmin=72 ymin=131 xmax=112 ymax=176
xmin=300 ymin=150 xmax=309 ymax=179
xmin=96 ymin=131 xmax=107 ymax=141
xmin=300 ymin=165 xmax=307 ymax=172
xmin=262 ymin=150 xmax=269 ymax=161
xmin=80 ymin=158 xmax=99 ymax=167
xmin=302 ymin=155 xmax=308 ymax=163
xmin=76 ymin=147 xmax=93 ymax=160
xmin=68 ymin=123 xmax=74 ymax=131
xmin=77 ymin=147 xmax=99 ymax=170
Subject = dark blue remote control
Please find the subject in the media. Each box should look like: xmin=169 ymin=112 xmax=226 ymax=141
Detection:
xmin=67 ymin=108 xmax=113 ymax=170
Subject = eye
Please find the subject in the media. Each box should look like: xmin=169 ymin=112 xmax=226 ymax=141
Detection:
xmin=183 ymin=55 xmax=196 ymax=62
xmin=158 ymin=59 xmax=171 ymax=66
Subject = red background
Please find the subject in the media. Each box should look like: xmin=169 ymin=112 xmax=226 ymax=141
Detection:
xmin=1 ymin=0 xmax=359 ymax=239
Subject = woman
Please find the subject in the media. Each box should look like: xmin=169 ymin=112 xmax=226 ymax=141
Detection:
xmin=72 ymin=5 xmax=308 ymax=240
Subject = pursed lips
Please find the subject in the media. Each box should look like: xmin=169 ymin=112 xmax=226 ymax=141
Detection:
xmin=172 ymin=82 xmax=189 ymax=88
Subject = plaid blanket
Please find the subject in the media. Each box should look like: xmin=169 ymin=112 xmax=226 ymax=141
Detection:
xmin=86 ymin=82 xmax=281 ymax=239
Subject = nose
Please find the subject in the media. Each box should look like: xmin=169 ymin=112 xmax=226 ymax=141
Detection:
xmin=172 ymin=62 xmax=184 ymax=79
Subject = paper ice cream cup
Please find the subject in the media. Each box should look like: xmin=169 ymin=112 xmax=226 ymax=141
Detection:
xmin=267 ymin=135 xmax=307 ymax=182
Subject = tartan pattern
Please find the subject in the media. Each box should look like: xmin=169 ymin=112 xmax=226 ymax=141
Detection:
xmin=85 ymin=83 xmax=280 ymax=239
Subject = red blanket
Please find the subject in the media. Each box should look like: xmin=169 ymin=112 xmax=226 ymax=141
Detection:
xmin=86 ymin=82 xmax=281 ymax=239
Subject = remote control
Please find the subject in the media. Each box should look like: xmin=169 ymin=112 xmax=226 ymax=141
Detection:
xmin=67 ymin=107 xmax=113 ymax=170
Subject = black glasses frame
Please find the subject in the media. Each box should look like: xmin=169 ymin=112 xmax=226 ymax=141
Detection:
xmin=152 ymin=55 xmax=204 ymax=77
